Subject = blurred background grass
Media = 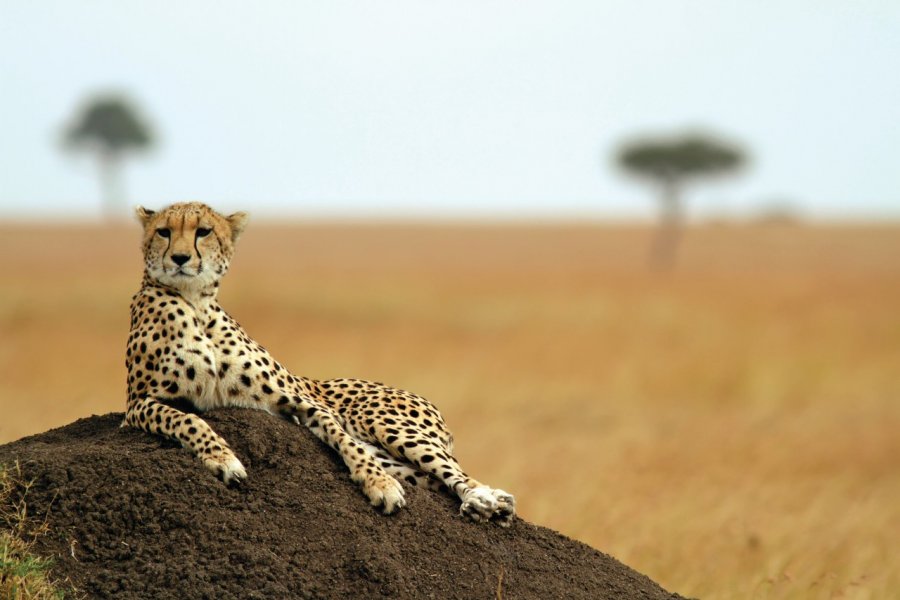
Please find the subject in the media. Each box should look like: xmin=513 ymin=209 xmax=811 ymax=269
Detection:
xmin=1 ymin=221 xmax=898 ymax=598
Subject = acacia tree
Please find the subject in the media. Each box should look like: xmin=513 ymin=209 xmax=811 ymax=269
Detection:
xmin=616 ymin=134 xmax=745 ymax=269
xmin=63 ymin=95 xmax=154 ymax=218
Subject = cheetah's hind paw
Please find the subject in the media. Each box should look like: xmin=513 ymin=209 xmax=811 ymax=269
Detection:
xmin=203 ymin=452 xmax=247 ymax=488
xmin=362 ymin=473 xmax=406 ymax=515
xmin=460 ymin=486 xmax=516 ymax=526
xmin=491 ymin=488 xmax=516 ymax=527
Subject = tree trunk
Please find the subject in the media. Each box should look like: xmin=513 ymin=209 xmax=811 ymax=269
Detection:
xmin=98 ymin=151 xmax=124 ymax=220
xmin=650 ymin=177 xmax=683 ymax=271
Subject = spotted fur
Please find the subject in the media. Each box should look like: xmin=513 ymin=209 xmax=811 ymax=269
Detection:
xmin=124 ymin=202 xmax=515 ymax=524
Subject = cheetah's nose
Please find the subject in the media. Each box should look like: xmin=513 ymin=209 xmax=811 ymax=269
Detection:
xmin=171 ymin=254 xmax=191 ymax=266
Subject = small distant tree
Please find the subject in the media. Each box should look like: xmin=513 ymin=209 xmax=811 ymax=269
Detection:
xmin=63 ymin=95 xmax=154 ymax=218
xmin=616 ymin=133 xmax=746 ymax=269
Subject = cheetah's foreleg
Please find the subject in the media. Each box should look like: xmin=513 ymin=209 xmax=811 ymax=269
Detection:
xmin=126 ymin=396 xmax=247 ymax=486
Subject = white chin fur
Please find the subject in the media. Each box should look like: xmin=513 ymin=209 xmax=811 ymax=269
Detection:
xmin=149 ymin=266 xmax=218 ymax=289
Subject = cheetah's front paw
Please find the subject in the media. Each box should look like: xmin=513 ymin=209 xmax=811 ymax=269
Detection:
xmin=202 ymin=450 xmax=247 ymax=487
xmin=460 ymin=486 xmax=516 ymax=525
xmin=361 ymin=472 xmax=406 ymax=514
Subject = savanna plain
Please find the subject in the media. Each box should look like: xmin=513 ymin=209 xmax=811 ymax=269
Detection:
xmin=0 ymin=221 xmax=898 ymax=599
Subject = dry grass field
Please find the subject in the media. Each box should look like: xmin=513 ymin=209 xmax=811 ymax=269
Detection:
xmin=1 ymin=221 xmax=898 ymax=599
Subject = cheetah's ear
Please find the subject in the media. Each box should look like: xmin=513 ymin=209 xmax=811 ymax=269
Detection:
xmin=227 ymin=212 xmax=249 ymax=243
xmin=135 ymin=206 xmax=155 ymax=227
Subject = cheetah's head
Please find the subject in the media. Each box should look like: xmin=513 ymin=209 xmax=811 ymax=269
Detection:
xmin=135 ymin=202 xmax=248 ymax=291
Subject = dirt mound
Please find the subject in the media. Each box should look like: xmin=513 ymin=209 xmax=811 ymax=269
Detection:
xmin=0 ymin=410 xmax=683 ymax=599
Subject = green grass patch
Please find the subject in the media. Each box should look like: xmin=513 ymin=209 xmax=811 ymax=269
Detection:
xmin=0 ymin=462 xmax=71 ymax=599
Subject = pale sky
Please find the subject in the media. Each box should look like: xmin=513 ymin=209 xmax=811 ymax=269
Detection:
xmin=1 ymin=1 xmax=899 ymax=221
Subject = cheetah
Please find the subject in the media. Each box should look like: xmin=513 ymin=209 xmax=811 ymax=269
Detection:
xmin=124 ymin=201 xmax=515 ymax=525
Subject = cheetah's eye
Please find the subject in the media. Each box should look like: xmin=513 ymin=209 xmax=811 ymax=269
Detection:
xmin=156 ymin=228 xmax=171 ymax=238
xmin=196 ymin=227 xmax=212 ymax=238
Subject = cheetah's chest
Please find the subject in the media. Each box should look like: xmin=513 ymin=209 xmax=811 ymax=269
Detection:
xmin=190 ymin=321 xmax=264 ymax=412
xmin=154 ymin=313 xmax=239 ymax=412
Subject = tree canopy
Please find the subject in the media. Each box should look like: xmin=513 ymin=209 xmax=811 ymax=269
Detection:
xmin=613 ymin=132 xmax=747 ymax=270
xmin=64 ymin=96 xmax=153 ymax=155
xmin=62 ymin=94 xmax=155 ymax=218
xmin=617 ymin=134 xmax=744 ymax=183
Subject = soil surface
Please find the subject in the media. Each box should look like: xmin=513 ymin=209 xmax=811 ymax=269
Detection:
xmin=0 ymin=410 xmax=684 ymax=599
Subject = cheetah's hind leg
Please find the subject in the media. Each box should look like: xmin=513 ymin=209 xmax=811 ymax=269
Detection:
xmin=371 ymin=430 xmax=517 ymax=525
xmin=358 ymin=441 xmax=443 ymax=491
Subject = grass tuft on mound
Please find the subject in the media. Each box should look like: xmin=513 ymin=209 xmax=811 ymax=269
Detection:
xmin=0 ymin=463 xmax=68 ymax=600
